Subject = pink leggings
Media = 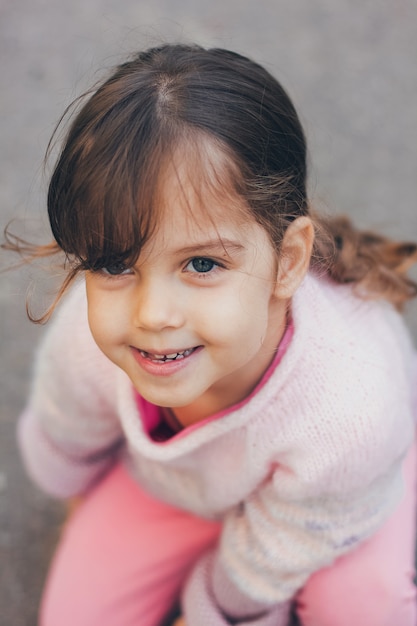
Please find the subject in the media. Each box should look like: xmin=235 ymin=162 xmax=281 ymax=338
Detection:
xmin=41 ymin=441 xmax=417 ymax=626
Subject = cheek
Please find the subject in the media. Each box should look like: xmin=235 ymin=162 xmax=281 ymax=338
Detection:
xmin=232 ymin=278 xmax=275 ymax=323
xmin=199 ymin=285 xmax=271 ymax=342
xmin=87 ymin=307 xmax=109 ymax=351
xmin=86 ymin=294 xmax=124 ymax=352
xmin=225 ymin=281 xmax=282 ymax=347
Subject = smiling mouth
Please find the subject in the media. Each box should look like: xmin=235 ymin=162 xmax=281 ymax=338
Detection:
xmin=138 ymin=348 xmax=197 ymax=363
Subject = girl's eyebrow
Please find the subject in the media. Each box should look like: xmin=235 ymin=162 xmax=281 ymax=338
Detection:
xmin=177 ymin=239 xmax=245 ymax=256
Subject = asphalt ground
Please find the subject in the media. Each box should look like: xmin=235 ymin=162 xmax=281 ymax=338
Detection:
xmin=1 ymin=1 xmax=416 ymax=624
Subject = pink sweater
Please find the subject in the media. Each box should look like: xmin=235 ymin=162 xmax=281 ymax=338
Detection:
xmin=18 ymin=273 xmax=417 ymax=624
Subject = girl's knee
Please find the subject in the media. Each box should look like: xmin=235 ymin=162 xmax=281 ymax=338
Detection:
xmin=296 ymin=564 xmax=417 ymax=626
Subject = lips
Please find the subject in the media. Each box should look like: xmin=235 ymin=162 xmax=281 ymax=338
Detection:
xmin=131 ymin=345 xmax=202 ymax=377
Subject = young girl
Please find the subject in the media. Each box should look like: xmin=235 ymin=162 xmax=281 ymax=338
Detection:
xmin=9 ymin=44 xmax=417 ymax=626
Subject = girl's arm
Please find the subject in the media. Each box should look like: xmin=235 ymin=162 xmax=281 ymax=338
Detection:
xmin=181 ymin=452 xmax=406 ymax=625
xmin=18 ymin=281 xmax=124 ymax=498
xmin=183 ymin=551 xmax=291 ymax=626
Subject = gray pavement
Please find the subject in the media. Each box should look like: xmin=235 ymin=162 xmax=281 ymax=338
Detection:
xmin=1 ymin=1 xmax=416 ymax=624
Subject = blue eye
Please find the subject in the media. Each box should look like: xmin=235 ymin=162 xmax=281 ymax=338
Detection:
xmin=187 ymin=258 xmax=217 ymax=273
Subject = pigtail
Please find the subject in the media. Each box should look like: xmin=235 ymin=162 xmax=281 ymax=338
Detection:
xmin=312 ymin=213 xmax=417 ymax=310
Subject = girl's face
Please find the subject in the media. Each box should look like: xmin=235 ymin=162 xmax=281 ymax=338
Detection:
xmin=85 ymin=156 xmax=308 ymax=427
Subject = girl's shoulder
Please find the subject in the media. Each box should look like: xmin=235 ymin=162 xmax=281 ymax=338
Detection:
xmin=276 ymin=273 xmax=416 ymax=486
xmin=33 ymin=279 xmax=119 ymax=398
xmin=36 ymin=279 xmax=93 ymax=361
xmin=288 ymin=273 xmax=416 ymax=415
xmin=294 ymin=272 xmax=415 ymax=363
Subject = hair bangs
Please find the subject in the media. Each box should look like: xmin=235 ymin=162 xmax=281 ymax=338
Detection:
xmin=47 ymin=80 xmax=175 ymax=273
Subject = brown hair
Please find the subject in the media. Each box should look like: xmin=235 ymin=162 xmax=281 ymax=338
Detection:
xmin=4 ymin=43 xmax=417 ymax=320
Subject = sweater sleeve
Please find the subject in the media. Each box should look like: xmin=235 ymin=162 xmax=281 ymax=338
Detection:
xmin=230 ymin=468 xmax=403 ymax=601
xmin=182 ymin=551 xmax=291 ymax=626
xmin=18 ymin=282 xmax=125 ymax=498
xmin=182 ymin=454 xmax=405 ymax=624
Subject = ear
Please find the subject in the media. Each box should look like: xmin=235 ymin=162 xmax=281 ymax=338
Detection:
xmin=273 ymin=216 xmax=314 ymax=299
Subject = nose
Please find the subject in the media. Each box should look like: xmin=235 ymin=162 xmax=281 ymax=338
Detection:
xmin=132 ymin=278 xmax=185 ymax=331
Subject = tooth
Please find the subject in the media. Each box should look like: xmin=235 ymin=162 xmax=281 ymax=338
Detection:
xmin=139 ymin=348 xmax=195 ymax=362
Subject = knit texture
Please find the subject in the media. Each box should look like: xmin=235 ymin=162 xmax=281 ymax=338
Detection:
xmin=18 ymin=273 xmax=416 ymax=623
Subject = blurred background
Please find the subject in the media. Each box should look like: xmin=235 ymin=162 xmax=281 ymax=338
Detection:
xmin=1 ymin=1 xmax=416 ymax=624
